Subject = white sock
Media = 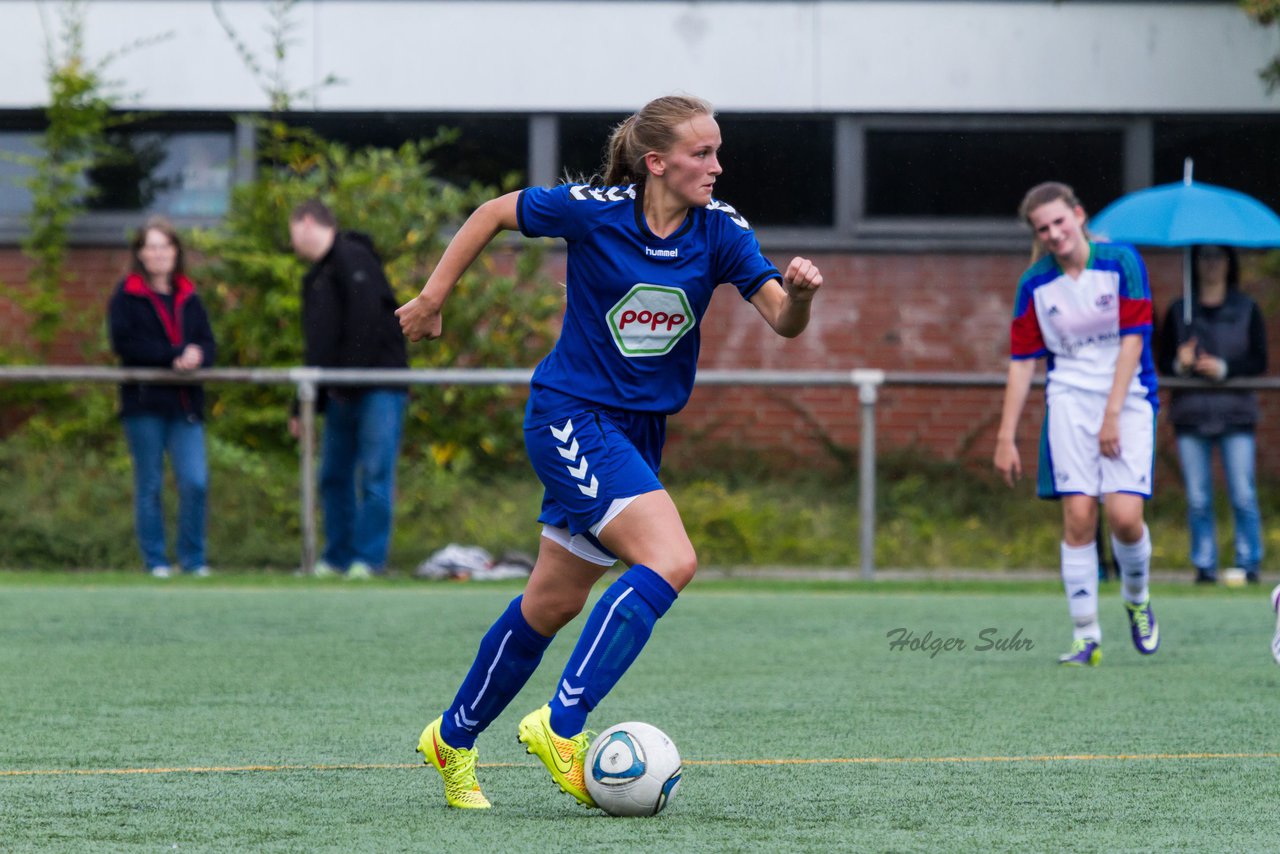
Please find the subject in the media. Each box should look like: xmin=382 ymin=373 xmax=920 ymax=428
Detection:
xmin=1062 ymin=541 xmax=1101 ymax=642
xmin=1112 ymin=524 xmax=1152 ymax=605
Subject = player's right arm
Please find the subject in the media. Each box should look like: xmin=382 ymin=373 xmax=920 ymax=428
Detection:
xmin=397 ymin=192 xmax=521 ymax=341
xmin=993 ymin=358 xmax=1037 ymax=487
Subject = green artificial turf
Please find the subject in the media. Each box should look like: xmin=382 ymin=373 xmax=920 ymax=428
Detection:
xmin=1 ymin=577 xmax=1278 ymax=852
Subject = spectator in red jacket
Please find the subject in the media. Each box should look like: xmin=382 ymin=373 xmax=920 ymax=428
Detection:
xmin=108 ymin=216 xmax=217 ymax=578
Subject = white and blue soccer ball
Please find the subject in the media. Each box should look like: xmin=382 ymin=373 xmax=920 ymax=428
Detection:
xmin=585 ymin=721 xmax=682 ymax=817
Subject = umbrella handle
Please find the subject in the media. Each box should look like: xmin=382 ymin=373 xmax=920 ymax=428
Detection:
xmin=1182 ymin=246 xmax=1192 ymax=326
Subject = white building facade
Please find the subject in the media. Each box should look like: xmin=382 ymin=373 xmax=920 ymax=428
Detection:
xmin=1 ymin=0 xmax=1277 ymax=247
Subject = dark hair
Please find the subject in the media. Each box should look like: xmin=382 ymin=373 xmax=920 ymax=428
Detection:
xmin=601 ymin=95 xmax=715 ymax=186
xmin=1018 ymin=181 xmax=1089 ymax=262
xmin=290 ymin=198 xmax=337 ymax=227
xmin=1190 ymin=244 xmax=1240 ymax=298
xmin=129 ymin=215 xmax=185 ymax=280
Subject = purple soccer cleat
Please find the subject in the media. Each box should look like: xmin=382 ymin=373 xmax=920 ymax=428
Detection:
xmin=1058 ymin=638 xmax=1102 ymax=666
xmin=1124 ymin=598 xmax=1160 ymax=655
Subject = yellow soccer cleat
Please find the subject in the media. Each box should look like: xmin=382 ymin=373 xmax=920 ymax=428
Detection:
xmin=417 ymin=716 xmax=491 ymax=809
xmin=517 ymin=704 xmax=596 ymax=808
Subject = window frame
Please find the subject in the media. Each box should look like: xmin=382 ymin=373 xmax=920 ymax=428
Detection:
xmin=831 ymin=114 xmax=1154 ymax=252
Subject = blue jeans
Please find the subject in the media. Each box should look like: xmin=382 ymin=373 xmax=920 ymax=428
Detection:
xmin=1175 ymin=431 xmax=1264 ymax=575
xmin=319 ymin=389 xmax=408 ymax=571
xmin=122 ymin=415 xmax=209 ymax=571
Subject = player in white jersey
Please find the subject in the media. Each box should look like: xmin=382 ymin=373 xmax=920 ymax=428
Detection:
xmin=397 ymin=95 xmax=823 ymax=809
xmin=994 ymin=182 xmax=1160 ymax=667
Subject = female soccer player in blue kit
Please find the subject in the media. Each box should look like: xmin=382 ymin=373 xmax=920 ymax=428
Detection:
xmin=994 ymin=181 xmax=1160 ymax=667
xmin=396 ymin=95 xmax=823 ymax=809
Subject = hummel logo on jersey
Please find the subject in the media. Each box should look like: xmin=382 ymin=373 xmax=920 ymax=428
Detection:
xmin=569 ymin=184 xmax=635 ymax=203
xmin=644 ymin=246 xmax=678 ymax=259
xmin=550 ymin=419 xmax=598 ymax=498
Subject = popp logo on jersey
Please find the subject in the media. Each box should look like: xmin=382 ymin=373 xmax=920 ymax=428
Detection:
xmin=607 ymin=284 xmax=695 ymax=358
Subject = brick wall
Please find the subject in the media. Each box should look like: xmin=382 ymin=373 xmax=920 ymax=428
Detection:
xmin=4 ymin=245 xmax=1279 ymax=478
xmin=681 ymin=249 xmax=1280 ymax=480
xmin=0 ymin=246 xmax=130 ymax=362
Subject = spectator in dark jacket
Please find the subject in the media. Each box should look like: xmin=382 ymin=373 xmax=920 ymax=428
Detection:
xmin=108 ymin=216 xmax=217 ymax=578
xmin=1157 ymin=244 xmax=1268 ymax=585
xmin=288 ymin=199 xmax=409 ymax=579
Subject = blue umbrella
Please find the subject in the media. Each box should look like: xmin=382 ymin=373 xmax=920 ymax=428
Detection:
xmin=1089 ymin=159 xmax=1280 ymax=323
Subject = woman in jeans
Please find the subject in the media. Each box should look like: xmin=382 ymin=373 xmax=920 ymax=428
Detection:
xmin=108 ymin=217 xmax=217 ymax=577
xmin=1158 ymin=244 xmax=1268 ymax=584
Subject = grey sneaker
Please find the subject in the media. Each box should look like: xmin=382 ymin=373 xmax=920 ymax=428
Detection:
xmin=312 ymin=560 xmax=341 ymax=579
xmin=346 ymin=561 xmax=374 ymax=580
xmin=148 ymin=565 xmax=173 ymax=579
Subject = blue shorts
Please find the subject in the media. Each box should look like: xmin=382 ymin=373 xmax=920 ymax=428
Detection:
xmin=524 ymin=401 xmax=666 ymax=538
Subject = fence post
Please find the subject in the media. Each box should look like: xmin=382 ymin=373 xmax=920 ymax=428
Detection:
xmin=852 ymin=369 xmax=884 ymax=579
xmin=294 ymin=369 xmax=320 ymax=574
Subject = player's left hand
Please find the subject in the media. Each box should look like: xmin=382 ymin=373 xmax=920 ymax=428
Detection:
xmin=782 ymin=256 xmax=822 ymax=302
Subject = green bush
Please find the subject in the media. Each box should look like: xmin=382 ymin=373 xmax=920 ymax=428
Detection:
xmin=190 ymin=122 xmax=562 ymax=472
xmin=7 ymin=432 xmax=1277 ymax=573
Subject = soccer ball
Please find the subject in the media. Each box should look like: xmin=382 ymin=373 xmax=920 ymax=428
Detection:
xmin=585 ymin=721 xmax=682 ymax=817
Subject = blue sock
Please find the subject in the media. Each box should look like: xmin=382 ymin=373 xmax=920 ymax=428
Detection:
xmin=548 ymin=564 xmax=678 ymax=738
xmin=440 ymin=596 xmax=552 ymax=749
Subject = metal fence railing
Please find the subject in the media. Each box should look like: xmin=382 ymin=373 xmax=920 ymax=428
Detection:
xmin=4 ymin=366 xmax=1278 ymax=578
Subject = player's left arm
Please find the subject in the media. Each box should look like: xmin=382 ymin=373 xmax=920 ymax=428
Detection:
xmin=748 ymin=256 xmax=823 ymax=338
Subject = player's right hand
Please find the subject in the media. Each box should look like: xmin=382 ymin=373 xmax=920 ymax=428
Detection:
xmin=993 ymin=441 xmax=1021 ymax=488
xmin=397 ymin=294 xmax=443 ymax=342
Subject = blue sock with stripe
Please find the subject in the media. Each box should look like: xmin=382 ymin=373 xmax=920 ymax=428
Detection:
xmin=440 ymin=595 xmax=552 ymax=749
xmin=548 ymin=564 xmax=678 ymax=738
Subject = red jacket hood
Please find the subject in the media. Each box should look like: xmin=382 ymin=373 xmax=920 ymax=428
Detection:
xmin=122 ymin=273 xmax=196 ymax=299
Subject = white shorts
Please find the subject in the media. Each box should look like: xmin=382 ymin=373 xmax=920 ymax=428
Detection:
xmin=1038 ymin=387 xmax=1155 ymax=499
xmin=538 ymin=495 xmax=638 ymax=567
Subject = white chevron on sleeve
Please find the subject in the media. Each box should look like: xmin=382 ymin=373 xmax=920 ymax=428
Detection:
xmin=578 ymin=476 xmax=599 ymax=498
xmin=550 ymin=419 xmax=574 ymax=442
xmin=556 ymin=438 xmax=579 ymax=460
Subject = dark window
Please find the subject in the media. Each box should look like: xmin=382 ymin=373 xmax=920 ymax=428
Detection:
xmin=2 ymin=125 xmax=234 ymax=218
xmin=1154 ymin=119 xmax=1280 ymax=213
xmin=0 ymin=132 xmax=39 ymax=216
xmin=714 ymin=116 xmax=834 ymax=228
xmin=291 ymin=113 xmax=528 ymax=190
xmin=559 ymin=114 xmax=626 ymax=184
xmin=87 ymin=130 xmax=234 ymax=216
xmin=865 ymin=129 xmax=1124 ymax=219
xmin=558 ymin=113 xmax=835 ymax=228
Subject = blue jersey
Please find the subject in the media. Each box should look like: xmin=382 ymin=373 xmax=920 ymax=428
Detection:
xmin=517 ymin=183 xmax=780 ymax=419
